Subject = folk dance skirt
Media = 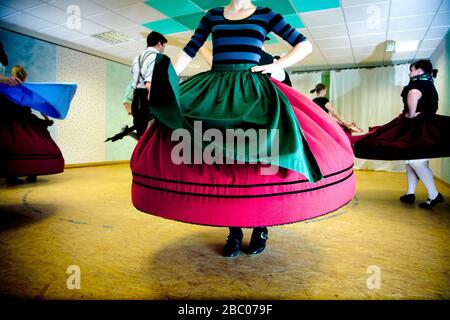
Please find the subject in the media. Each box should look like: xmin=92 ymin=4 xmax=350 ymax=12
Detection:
xmin=131 ymin=64 xmax=355 ymax=227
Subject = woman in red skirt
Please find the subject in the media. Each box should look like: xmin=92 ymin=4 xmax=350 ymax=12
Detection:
xmin=0 ymin=54 xmax=75 ymax=184
xmin=131 ymin=0 xmax=356 ymax=257
xmin=354 ymin=60 xmax=449 ymax=209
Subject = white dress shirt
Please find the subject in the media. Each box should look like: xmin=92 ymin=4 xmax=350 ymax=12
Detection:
xmin=131 ymin=47 xmax=159 ymax=89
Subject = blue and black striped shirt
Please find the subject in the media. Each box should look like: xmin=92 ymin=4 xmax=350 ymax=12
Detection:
xmin=183 ymin=7 xmax=307 ymax=65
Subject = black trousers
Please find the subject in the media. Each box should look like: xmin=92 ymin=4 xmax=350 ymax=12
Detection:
xmin=131 ymin=88 xmax=152 ymax=138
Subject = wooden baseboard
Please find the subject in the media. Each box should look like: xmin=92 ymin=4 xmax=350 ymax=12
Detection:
xmin=65 ymin=160 xmax=130 ymax=169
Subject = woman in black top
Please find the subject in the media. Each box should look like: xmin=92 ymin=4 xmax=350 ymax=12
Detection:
xmin=354 ymin=60 xmax=449 ymax=209
xmin=311 ymin=83 xmax=362 ymax=135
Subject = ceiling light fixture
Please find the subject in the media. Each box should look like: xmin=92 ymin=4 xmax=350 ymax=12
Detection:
xmin=92 ymin=31 xmax=133 ymax=45
xmin=385 ymin=40 xmax=421 ymax=53
xmin=385 ymin=40 xmax=395 ymax=52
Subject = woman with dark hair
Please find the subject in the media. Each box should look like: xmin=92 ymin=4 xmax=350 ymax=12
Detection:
xmin=310 ymin=83 xmax=362 ymax=132
xmin=354 ymin=59 xmax=449 ymax=209
xmin=311 ymin=83 xmax=363 ymax=139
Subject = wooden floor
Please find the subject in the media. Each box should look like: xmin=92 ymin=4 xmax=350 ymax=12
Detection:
xmin=0 ymin=164 xmax=449 ymax=299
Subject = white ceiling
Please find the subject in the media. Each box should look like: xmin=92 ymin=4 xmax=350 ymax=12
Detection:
xmin=0 ymin=0 xmax=449 ymax=75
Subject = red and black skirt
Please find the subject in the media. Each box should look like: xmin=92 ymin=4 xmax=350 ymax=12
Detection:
xmin=354 ymin=113 xmax=450 ymax=160
xmin=0 ymin=97 xmax=64 ymax=177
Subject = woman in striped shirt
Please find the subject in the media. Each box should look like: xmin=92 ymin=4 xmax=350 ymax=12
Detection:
xmin=131 ymin=0 xmax=356 ymax=257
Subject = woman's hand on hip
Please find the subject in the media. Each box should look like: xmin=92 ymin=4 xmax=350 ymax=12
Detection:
xmin=251 ymin=62 xmax=283 ymax=74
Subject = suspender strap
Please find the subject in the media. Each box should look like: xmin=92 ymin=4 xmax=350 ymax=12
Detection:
xmin=135 ymin=51 xmax=157 ymax=88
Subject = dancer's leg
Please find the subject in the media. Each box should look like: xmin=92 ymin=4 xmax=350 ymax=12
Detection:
xmin=405 ymin=163 xmax=419 ymax=195
xmin=407 ymin=159 xmax=438 ymax=200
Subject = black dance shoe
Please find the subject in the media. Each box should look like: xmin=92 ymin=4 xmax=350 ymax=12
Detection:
xmin=245 ymin=227 xmax=268 ymax=255
xmin=400 ymin=194 xmax=415 ymax=204
xmin=223 ymin=230 xmax=243 ymax=257
xmin=419 ymin=193 xmax=444 ymax=209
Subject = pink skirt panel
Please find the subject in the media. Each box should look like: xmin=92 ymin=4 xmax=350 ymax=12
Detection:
xmin=130 ymin=79 xmax=356 ymax=227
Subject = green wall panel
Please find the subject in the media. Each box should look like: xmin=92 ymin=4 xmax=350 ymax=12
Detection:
xmin=105 ymin=62 xmax=137 ymax=161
